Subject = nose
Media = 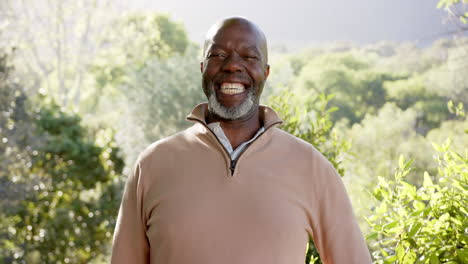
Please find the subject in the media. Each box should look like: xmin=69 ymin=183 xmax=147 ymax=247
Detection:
xmin=222 ymin=53 xmax=243 ymax=72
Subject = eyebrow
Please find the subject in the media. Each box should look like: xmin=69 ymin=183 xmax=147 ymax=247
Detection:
xmin=207 ymin=44 xmax=225 ymax=51
xmin=243 ymin=45 xmax=261 ymax=55
xmin=208 ymin=44 xmax=260 ymax=53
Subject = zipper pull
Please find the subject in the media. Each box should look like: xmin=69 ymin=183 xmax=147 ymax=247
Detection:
xmin=230 ymin=160 xmax=237 ymax=175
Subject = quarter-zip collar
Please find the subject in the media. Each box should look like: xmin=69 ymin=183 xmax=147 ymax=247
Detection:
xmin=186 ymin=103 xmax=283 ymax=177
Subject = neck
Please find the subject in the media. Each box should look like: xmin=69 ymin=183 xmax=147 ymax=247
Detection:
xmin=207 ymin=107 xmax=261 ymax=150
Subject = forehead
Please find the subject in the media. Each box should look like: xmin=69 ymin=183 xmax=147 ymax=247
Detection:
xmin=208 ymin=22 xmax=263 ymax=50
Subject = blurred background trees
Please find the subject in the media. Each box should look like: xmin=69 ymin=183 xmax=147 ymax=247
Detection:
xmin=0 ymin=46 xmax=124 ymax=263
xmin=0 ymin=0 xmax=467 ymax=263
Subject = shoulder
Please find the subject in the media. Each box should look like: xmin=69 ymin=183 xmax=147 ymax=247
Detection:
xmin=268 ymin=127 xmax=340 ymax=188
xmin=270 ymin=127 xmax=333 ymax=166
xmin=137 ymin=125 xmax=200 ymax=167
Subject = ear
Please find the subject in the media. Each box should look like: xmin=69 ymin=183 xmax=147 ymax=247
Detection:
xmin=200 ymin=62 xmax=204 ymax=73
xmin=264 ymin=64 xmax=270 ymax=78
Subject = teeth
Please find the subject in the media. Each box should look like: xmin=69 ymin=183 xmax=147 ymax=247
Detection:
xmin=220 ymin=83 xmax=245 ymax=95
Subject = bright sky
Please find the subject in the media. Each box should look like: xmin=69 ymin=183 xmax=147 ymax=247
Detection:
xmin=128 ymin=0 xmax=457 ymax=47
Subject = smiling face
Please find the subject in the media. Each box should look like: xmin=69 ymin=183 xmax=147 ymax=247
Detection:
xmin=201 ymin=18 xmax=270 ymax=121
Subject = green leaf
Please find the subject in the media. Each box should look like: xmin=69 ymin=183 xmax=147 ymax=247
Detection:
xmin=409 ymin=209 xmax=424 ymax=217
xmin=384 ymin=255 xmax=397 ymax=263
xmin=457 ymin=248 xmax=468 ymax=263
xmin=401 ymin=181 xmax=416 ymax=197
xmin=399 ymin=155 xmax=405 ymax=169
xmin=423 ymin=172 xmax=434 ymax=188
xmin=430 ymin=253 xmax=440 ymax=264
xmin=396 ymin=243 xmax=405 ymax=262
xmin=402 ymin=250 xmax=416 ymax=264
xmin=413 ymin=200 xmax=425 ymax=211
xmin=408 ymin=222 xmax=422 ymax=236
xmin=377 ymin=202 xmax=388 ymax=214
xmin=327 ymin=106 xmax=339 ymax=113
xmin=431 ymin=142 xmax=444 ymax=152
xmin=439 ymin=213 xmax=450 ymax=222
xmin=451 ymin=217 xmax=462 ymax=226
xmin=436 ymin=0 xmax=446 ymax=9
xmin=383 ymin=221 xmax=399 ymax=232
xmin=365 ymin=232 xmax=378 ymax=241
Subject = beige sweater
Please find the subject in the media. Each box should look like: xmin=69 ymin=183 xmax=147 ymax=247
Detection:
xmin=111 ymin=103 xmax=371 ymax=264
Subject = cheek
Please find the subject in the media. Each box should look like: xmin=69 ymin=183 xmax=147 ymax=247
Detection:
xmin=202 ymin=61 xmax=221 ymax=76
xmin=249 ymin=67 xmax=268 ymax=83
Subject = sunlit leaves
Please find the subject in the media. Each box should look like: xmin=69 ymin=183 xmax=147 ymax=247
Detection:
xmin=367 ymin=144 xmax=468 ymax=263
xmin=437 ymin=0 xmax=468 ymax=25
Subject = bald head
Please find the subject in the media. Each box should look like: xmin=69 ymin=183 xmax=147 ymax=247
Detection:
xmin=203 ymin=17 xmax=268 ymax=64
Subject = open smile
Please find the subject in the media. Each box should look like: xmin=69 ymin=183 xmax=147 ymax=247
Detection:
xmin=219 ymin=82 xmax=246 ymax=95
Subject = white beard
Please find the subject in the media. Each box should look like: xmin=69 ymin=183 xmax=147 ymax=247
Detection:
xmin=207 ymin=90 xmax=257 ymax=120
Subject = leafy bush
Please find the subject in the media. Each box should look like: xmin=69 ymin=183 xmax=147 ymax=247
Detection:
xmin=366 ymin=141 xmax=468 ymax=263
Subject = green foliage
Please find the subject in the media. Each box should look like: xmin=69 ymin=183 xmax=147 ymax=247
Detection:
xmin=1 ymin=100 xmax=124 ymax=263
xmin=0 ymin=99 xmax=124 ymax=263
xmin=366 ymin=143 xmax=468 ymax=263
xmin=1 ymin=0 xmax=119 ymax=107
xmin=89 ymin=12 xmax=190 ymax=92
xmin=448 ymin=100 xmax=466 ymax=117
xmin=0 ymin=50 xmax=124 ymax=263
xmin=437 ymin=0 xmax=468 ymax=24
xmin=2 ymin=3 xmax=468 ymax=263
xmin=83 ymin=12 xmax=194 ymax=137
xmin=438 ymin=0 xmax=468 ymax=8
xmin=427 ymin=118 xmax=468 ymax=155
xmin=293 ymin=52 xmax=403 ymax=124
xmin=267 ymin=89 xmax=350 ymax=263
xmin=383 ymin=75 xmax=453 ymax=132
xmin=341 ymin=103 xmax=434 ymax=184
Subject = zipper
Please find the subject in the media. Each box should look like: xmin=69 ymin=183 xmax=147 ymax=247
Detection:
xmin=230 ymin=159 xmax=237 ymax=175
xmin=226 ymin=121 xmax=279 ymax=175
xmin=187 ymin=117 xmax=282 ymax=177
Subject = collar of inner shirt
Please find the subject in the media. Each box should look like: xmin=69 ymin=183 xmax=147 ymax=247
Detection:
xmin=207 ymin=122 xmax=265 ymax=161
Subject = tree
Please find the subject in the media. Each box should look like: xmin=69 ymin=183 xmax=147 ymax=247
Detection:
xmin=89 ymin=12 xmax=190 ymax=92
xmin=1 ymin=100 xmax=124 ymax=263
xmin=0 ymin=46 xmax=124 ymax=263
xmin=293 ymin=52 xmax=403 ymax=124
xmin=82 ymin=12 xmax=193 ymax=137
xmin=383 ymin=74 xmax=454 ymax=133
xmin=0 ymin=46 xmax=43 ymax=263
xmin=0 ymin=0 xmax=117 ymax=107
xmin=426 ymin=118 xmax=468 ymax=154
xmin=342 ymin=103 xmax=434 ymax=182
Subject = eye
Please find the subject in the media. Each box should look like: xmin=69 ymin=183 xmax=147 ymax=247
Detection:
xmin=244 ymin=55 xmax=259 ymax=61
xmin=208 ymin=53 xmax=226 ymax=59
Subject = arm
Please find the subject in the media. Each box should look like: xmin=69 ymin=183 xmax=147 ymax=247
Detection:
xmin=310 ymin=163 xmax=372 ymax=264
xmin=111 ymin=162 xmax=150 ymax=263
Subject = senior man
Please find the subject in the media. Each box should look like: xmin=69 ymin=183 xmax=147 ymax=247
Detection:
xmin=111 ymin=17 xmax=372 ymax=264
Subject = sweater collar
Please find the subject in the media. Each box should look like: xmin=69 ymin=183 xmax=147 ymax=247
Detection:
xmin=186 ymin=103 xmax=283 ymax=130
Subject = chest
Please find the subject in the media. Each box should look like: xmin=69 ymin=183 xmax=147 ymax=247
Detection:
xmin=143 ymin=165 xmax=310 ymax=263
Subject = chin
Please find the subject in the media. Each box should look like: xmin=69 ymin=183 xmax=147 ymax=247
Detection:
xmin=208 ymin=92 xmax=257 ymax=121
